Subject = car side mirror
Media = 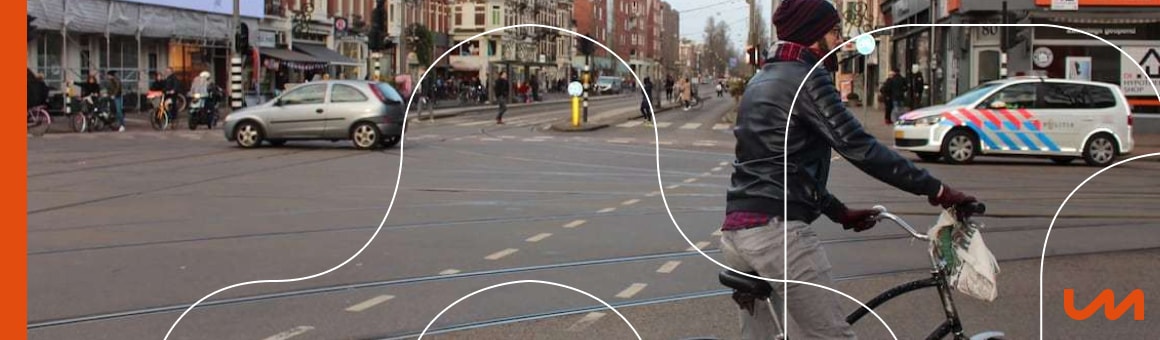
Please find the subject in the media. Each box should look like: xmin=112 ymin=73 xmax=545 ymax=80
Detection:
xmin=988 ymin=101 xmax=1007 ymax=109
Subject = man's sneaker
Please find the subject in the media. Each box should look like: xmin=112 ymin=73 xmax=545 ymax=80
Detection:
xmin=118 ymin=126 xmax=125 ymax=132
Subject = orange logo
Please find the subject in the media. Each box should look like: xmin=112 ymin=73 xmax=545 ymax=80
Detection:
xmin=1064 ymin=289 xmax=1145 ymax=321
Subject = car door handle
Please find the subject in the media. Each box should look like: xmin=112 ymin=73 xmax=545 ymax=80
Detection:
xmin=316 ymin=108 xmax=324 ymax=114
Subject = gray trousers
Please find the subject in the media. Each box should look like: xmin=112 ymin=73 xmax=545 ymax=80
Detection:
xmin=719 ymin=220 xmax=857 ymax=340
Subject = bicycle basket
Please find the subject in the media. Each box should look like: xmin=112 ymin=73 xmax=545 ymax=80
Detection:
xmin=928 ymin=209 xmax=1000 ymax=301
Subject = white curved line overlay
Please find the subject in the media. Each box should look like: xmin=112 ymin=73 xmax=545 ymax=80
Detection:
xmin=416 ymin=280 xmax=642 ymax=339
xmin=786 ymin=23 xmax=1159 ymax=340
xmin=1038 ymin=152 xmax=1160 ymax=338
xmin=164 ymin=24 xmax=655 ymax=339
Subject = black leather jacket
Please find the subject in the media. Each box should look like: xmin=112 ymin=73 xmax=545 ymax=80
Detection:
xmin=728 ymin=55 xmax=943 ymax=223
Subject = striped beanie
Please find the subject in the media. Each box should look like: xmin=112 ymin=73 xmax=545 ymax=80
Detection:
xmin=773 ymin=0 xmax=840 ymax=45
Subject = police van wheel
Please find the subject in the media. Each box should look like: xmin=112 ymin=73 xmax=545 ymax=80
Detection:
xmin=1082 ymin=134 xmax=1117 ymax=167
xmin=941 ymin=129 xmax=977 ymax=165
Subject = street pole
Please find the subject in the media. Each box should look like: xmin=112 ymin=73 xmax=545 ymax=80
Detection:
xmin=230 ymin=0 xmax=243 ymax=110
xmin=928 ymin=0 xmax=936 ymax=106
xmin=747 ymin=0 xmax=756 ymax=75
xmin=582 ymin=65 xmax=590 ymax=123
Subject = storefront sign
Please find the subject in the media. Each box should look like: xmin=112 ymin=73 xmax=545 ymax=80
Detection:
xmin=1034 ymin=21 xmax=1157 ymax=40
xmin=258 ymin=31 xmax=278 ymax=48
xmin=1121 ymin=46 xmax=1160 ymax=96
xmin=1066 ymin=57 xmax=1091 ymax=80
xmin=1034 ymin=47 xmax=1055 ymax=68
xmin=334 ymin=17 xmax=349 ymax=37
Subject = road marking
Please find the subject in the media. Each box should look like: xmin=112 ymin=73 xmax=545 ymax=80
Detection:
xmin=686 ymin=241 xmax=710 ymax=251
xmin=655 ymin=122 xmax=673 ymax=128
xmin=439 ymin=269 xmax=461 ymax=275
xmin=459 ymin=120 xmax=494 ymax=126
xmin=262 ymin=326 xmax=315 ymax=340
xmin=607 ymin=138 xmax=633 ymax=144
xmin=666 ymin=184 xmax=681 ymax=189
xmin=345 ymin=295 xmax=395 ymax=312
xmin=563 ymin=220 xmax=587 ymax=228
xmin=712 ymin=230 xmax=723 ymax=237
xmin=699 ymin=172 xmax=712 ymax=177
xmin=485 ymin=248 xmax=519 ymax=260
xmin=597 ymin=207 xmax=616 ymax=213
xmin=621 ymin=199 xmax=640 ymax=206
xmin=617 ymin=121 xmax=644 ymax=128
xmin=645 ymin=191 xmax=660 ymax=197
xmin=680 ymin=123 xmax=702 ymax=129
xmin=451 ymin=137 xmax=465 ymax=141
xmin=711 ymin=166 xmax=723 ymax=172
xmin=693 ymin=140 xmax=717 ymax=147
xmin=525 ymin=233 xmax=553 ymax=242
xmin=566 ymin=312 xmax=607 ymax=332
xmin=713 ymin=123 xmax=732 ymax=130
xmin=683 ymin=178 xmax=698 ymax=183
xmin=719 ymin=161 xmax=729 ymax=166
xmin=615 ymin=283 xmax=648 ymax=299
xmin=499 ymin=135 xmax=517 ymax=139
xmin=656 ymin=261 xmax=682 ymax=273
xmin=521 ymin=138 xmax=546 ymax=142
xmin=480 ymin=137 xmax=502 ymax=141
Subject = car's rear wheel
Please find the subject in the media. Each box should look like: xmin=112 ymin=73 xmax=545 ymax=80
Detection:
xmin=1082 ymin=133 xmax=1117 ymax=167
xmin=941 ymin=129 xmax=978 ymax=164
xmin=916 ymin=152 xmax=941 ymax=162
xmin=1050 ymin=157 xmax=1075 ymax=165
xmin=234 ymin=121 xmax=264 ymax=148
xmin=351 ymin=122 xmax=382 ymax=150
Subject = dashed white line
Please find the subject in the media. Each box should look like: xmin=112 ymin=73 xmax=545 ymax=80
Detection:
xmin=499 ymin=135 xmax=517 ymax=139
xmin=621 ymin=199 xmax=640 ymax=206
xmin=711 ymin=166 xmax=724 ymax=172
xmin=345 ymin=295 xmax=395 ymax=312
xmin=686 ymin=241 xmax=711 ymax=251
xmin=480 ymin=137 xmax=503 ymax=141
xmin=607 ymin=138 xmax=633 ymax=144
xmin=597 ymin=207 xmax=617 ymax=213
xmin=719 ymin=161 xmax=729 ymax=166
xmin=439 ymin=269 xmax=461 ymax=275
xmin=656 ymin=261 xmax=682 ymax=273
xmin=485 ymin=248 xmax=519 ymax=260
xmin=713 ymin=123 xmax=732 ymax=130
xmin=645 ymin=191 xmax=660 ymax=197
xmin=525 ymin=233 xmax=553 ymax=242
xmin=693 ymin=141 xmax=717 ymax=147
xmin=562 ymin=220 xmax=587 ymax=228
xmin=699 ymin=172 xmax=712 ymax=177
xmin=683 ymin=178 xmax=698 ymax=183
xmin=655 ymin=122 xmax=673 ymax=128
xmin=615 ymin=283 xmax=648 ymax=299
xmin=651 ymin=140 xmax=675 ymax=145
xmin=262 ymin=326 xmax=315 ymax=340
xmin=680 ymin=123 xmax=702 ymax=129
xmin=617 ymin=121 xmax=644 ymax=128
xmin=566 ymin=312 xmax=607 ymax=332
xmin=666 ymin=184 xmax=681 ymax=189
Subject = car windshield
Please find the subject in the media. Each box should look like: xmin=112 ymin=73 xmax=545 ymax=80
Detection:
xmin=374 ymin=83 xmax=405 ymax=103
xmin=946 ymin=83 xmax=1001 ymax=106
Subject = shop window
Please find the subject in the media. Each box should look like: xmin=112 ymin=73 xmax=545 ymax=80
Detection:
xmin=35 ymin=32 xmax=63 ymax=89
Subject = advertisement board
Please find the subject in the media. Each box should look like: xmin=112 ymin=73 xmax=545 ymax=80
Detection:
xmin=1121 ymin=46 xmax=1160 ymax=96
xmin=119 ymin=0 xmax=265 ymax=19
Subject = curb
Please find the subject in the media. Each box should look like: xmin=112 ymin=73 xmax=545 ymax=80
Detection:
xmin=409 ymin=94 xmax=628 ymax=122
xmin=546 ymin=103 xmax=679 ymax=132
xmin=549 ymin=122 xmax=611 ymax=132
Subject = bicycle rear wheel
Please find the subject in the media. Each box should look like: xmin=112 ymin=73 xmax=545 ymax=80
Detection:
xmin=28 ymin=109 xmax=51 ymax=136
xmin=71 ymin=113 xmax=87 ymax=133
xmin=151 ymin=110 xmax=168 ymax=131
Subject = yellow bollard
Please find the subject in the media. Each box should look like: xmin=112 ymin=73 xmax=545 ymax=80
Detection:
xmin=572 ymin=96 xmax=581 ymax=127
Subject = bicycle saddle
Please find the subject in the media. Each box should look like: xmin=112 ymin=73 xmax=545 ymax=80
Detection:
xmin=719 ymin=271 xmax=773 ymax=298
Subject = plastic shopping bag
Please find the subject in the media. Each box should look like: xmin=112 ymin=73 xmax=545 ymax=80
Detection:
xmin=928 ymin=209 xmax=1000 ymax=301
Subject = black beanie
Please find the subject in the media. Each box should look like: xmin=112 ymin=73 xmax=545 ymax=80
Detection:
xmin=773 ymin=0 xmax=840 ymax=45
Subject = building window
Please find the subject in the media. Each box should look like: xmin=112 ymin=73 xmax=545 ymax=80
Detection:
xmin=475 ymin=6 xmax=485 ymax=26
xmin=488 ymin=40 xmax=497 ymax=56
xmin=455 ymin=10 xmax=462 ymax=26
xmin=35 ymin=33 xmax=64 ymax=89
xmin=492 ymin=6 xmax=500 ymax=25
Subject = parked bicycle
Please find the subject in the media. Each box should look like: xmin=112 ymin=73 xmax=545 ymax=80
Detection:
xmin=716 ymin=202 xmax=1004 ymax=340
xmin=70 ymin=92 xmax=119 ymax=132
xmin=27 ymin=105 xmax=51 ymax=136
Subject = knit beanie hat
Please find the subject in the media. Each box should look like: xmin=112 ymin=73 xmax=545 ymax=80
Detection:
xmin=773 ymin=0 xmax=840 ymax=45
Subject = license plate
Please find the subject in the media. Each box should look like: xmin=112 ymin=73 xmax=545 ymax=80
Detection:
xmin=894 ymin=131 xmax=904 ymax=139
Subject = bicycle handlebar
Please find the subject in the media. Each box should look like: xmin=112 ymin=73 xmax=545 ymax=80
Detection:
xmin=871 ymin=202 xmax=987 ymax=242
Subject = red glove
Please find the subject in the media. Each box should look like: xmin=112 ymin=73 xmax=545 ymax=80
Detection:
xmin=929 ymin=185 xmax=977 ymax=209
xmin=837 ymin=208 xmax=879 ymax=232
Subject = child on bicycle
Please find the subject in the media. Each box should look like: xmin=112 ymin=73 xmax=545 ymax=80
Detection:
xmin=721 ymin=1 xmax=977 ymax=339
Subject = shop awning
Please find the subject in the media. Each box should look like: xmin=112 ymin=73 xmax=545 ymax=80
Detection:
xmin=260 ymin=47 xmax=323 ymax=63
xmin=293 ymin=43 xmax=360 ymax=66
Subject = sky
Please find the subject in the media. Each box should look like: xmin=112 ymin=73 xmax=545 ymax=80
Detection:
xmin=668 ymin=0 xmax=774 ymax=50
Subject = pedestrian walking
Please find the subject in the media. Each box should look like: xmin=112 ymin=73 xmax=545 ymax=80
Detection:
xmin=494 ymin=71 xmax=510 ymax=124
xmin=716 ymin=81 xmax=724 ymax=97
xmin=881 ymin=68 xmax=907 ymax=124
xmin=418 ymin=68 xmax=436 ymax=120
xmin=680 ymin=77 xmax=693 ymax=111
xmin=640 ymin=77 xmax=654 ymax=122
xmin=665 ymin=76 xmax=674 ymax=103
xmin=106 ymin=71 xmax=124 ymax=131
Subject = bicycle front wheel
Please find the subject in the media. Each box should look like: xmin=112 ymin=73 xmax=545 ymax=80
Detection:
xmin=29 ymin=110 xmax=51 ymax=136
xmin=151 ymin=110 xmax=168 ymax=131
xmin=71 ymin=113 xmax=87 ymax=133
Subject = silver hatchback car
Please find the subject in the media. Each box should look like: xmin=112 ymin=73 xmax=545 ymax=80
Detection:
xmin=223 ymin=80 xmax=407 ymax=149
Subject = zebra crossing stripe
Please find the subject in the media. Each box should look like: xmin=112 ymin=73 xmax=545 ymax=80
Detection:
xmin=713 ymin=123 xmax=731 ymax=130
xmin=617 ymin=121 xmax=644 ymax=128
xmin=680 ymin=123 xmax=701 ymax=129
xmin=655 ymin=122 xmax=673 ymax=128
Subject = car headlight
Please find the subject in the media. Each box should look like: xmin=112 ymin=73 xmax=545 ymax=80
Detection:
xmin=915 ymin=115 xmax=943 ymax=126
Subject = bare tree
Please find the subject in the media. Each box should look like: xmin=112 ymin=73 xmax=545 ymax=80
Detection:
xmin=700 ymin=17 xmax=732 ymax=79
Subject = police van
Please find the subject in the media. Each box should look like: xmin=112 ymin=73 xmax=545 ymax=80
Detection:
xmin=893 ymin=77 xmax=1134 ymax=166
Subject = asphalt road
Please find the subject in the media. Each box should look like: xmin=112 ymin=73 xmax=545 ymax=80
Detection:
xmin=27 ymin=88 xmax=1160 ymax=339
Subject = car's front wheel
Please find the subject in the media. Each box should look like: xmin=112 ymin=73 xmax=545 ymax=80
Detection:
xmin=351 ymin=122 xmax=382 ymax=150
xmin=941 ymin=129 xmax=978 ymax=164
xmin=1082 ymin=133 xmax=1117 ymax=167
xmin=234 ymin=121 xmax=264 ymax=148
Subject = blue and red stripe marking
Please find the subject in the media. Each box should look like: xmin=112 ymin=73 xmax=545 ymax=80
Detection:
xmin=937 ymin=108 xmax=1060 ymax=152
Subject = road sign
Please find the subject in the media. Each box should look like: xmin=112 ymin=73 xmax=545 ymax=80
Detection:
xmin=568 ymin=81 xmax=583 ymax=96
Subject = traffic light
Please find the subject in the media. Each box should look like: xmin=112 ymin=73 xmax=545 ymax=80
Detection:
xmin=1001 ymin=10 xmax=1030 ymax=51
xmin=577 ymin=36 xmax=595 ymax=56
xmin=368 ymin=0 xmax=386 ymax=51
